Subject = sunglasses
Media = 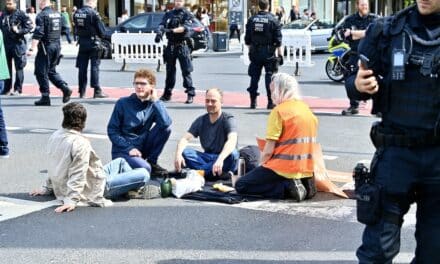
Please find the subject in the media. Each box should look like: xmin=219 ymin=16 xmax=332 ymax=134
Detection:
xmin=133 ymin=81 xmax=149 ymax=86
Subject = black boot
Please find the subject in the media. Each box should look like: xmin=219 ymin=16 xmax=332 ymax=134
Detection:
xmin=267 ymin=98 xmax=276 ymax=109
xmin=62 ymin=87 xmax=72 ymax=103
xmin=250 ymin=95 xmax=257 ymax=109
xmin=34 ymin=96 xmax=51 ymax=106
xmin=93 ymin=89 xmax=108 ymax=99
xmin=160 ymin=93 xmax=172 ymax=102
xmin=185 ymin=94 xmax=194 ymax=104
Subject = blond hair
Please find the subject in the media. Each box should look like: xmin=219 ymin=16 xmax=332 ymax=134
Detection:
xmin=271 ymin=73 xmax=301 ymax=104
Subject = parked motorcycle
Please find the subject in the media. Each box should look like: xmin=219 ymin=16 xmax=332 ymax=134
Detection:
xmin=325 ymin=28 xmax=352 ymax=82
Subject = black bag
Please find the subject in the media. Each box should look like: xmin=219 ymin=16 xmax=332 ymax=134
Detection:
xmin=239 ymin=145 xmax=260 ymax=173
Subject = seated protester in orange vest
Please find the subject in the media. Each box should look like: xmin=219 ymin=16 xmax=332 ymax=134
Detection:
xmin=235 ymin=73 xmax=318 ymax=202
xmin=30 ymin=102 xmax=151 ymax=213
xmin=174 ymin=88 xmax=239 ymax=181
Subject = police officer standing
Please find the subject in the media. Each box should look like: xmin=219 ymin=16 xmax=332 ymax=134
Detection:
xmin=340 ymin=0 xmax=377 ymax=115
xmin=155 ymin=0 xmax=196 ymax=104
xmin=245 ymin=0 xmax=283 ymax=109
xmin=27 ymin=0 xmax=72 ymax=106
xmin=73 ymin=0 xmax=108 ymax=99
xmin=0 ymin=0 xmax=33 ymax=95
xmin=346 ymin=0 xmax=440 ymax=262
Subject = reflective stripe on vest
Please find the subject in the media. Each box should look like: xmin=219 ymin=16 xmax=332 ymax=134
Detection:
xmin=272 ymin=153 xmax=313 ymax=161
xmin=275 ymin=137 xmax=317 ymax=147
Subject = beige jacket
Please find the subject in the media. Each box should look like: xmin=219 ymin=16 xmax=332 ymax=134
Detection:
xmin=44 ymin=129 xmax=112 ymax=207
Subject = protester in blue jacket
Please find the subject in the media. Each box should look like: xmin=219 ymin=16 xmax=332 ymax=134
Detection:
xmin=107 ymin=69 xmax=172 ymax=177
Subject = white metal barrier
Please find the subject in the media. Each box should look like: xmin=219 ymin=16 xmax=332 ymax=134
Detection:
xmin=111 ymin=32 xmax=166 ymax=71
xmin=241 ymin=31 xmax=314 ymax=76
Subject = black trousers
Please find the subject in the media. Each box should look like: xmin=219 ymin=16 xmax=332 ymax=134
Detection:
xmin=3 ymin=44 xmax=26 ymax=94
xmin=163 ymin=43 xmax=195 ymax=96
xmin=34 ymin=42 xmax=68 ymax=96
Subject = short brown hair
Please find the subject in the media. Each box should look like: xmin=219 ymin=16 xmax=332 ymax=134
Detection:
xmin=134 ymin=68 xmax=156 ymax=86
xmin=62 ymin=102 xmax=87 ymax=131
xmin=258 ymin=0 xmax=269 ymax=10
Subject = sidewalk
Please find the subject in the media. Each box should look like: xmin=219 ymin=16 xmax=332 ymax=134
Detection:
xmin=60 ymin=39 xmax=243 ymax=58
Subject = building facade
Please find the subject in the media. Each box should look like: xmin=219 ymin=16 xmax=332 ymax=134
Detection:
xmin=0 ymin=0 xmax=411 ymax=30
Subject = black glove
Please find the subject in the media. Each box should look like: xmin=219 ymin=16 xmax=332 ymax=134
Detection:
xmin=154 ymin=34 xmax=162 ymax=43
xmin=278 ymin=55 xmax=284 ymax=66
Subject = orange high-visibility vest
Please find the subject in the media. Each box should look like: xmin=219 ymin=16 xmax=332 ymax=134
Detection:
xmin=263 ymin=100 xmax=318 ymax=174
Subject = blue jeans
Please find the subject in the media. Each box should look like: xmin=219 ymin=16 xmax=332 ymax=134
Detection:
xmin=112 ymin=125 xmax=171 ymax=172
xmin=0 ymin=80 xmax=9 ymax=156
xmin=357 ymin=146 xmax=440 ymax=264
xmin=103 ymin=158 xmax=150 ymax=199
xmin=235 ymin=166 xmax=290 ymax=199
xmin=182 ymin=147 xmax=239 ymax=181
xmin=63 ymin=28 xmax=72 ymax=43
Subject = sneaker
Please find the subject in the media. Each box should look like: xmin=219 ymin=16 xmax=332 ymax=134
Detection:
xmin=289 ymin=179 xmax=307 ymax=202
xmin=128 ymin=184 xmax=161 ymax=199
xmin=341 ymin=106 xmax=359 ymax=116
xmin=150 ymin=163 xmax=169 ymax=177
xmin=142 ymin=184 xmax=161 ymax=199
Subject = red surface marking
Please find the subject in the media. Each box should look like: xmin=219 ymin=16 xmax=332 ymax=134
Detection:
xmin=21 ymin=84 xmax=371 ymax=114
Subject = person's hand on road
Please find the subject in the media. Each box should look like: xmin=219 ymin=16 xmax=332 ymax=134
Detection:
xmin=29 ymin=188 xmax=48 ymax=196
xmin=54 ymin=204 xmax=76 ymax=213
xmin=129 ymin=148 xmax=142 ymax=157
xmin=355 ymin=62 xmax=379 ymax=94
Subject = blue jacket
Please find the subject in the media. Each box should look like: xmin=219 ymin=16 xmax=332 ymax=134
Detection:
xmin=107 ymin=94 xmax=172 ymax=154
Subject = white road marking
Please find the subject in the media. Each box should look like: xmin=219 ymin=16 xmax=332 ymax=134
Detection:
xmin=0 ymin=196 xmax=61 ymax=223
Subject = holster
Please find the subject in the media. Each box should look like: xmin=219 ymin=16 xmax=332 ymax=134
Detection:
xmin=354 ymin=151 xmax=382 ymax=225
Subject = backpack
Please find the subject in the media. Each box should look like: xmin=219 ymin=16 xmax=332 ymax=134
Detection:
xmin=239 ymin=145 xmax=260 ymax=173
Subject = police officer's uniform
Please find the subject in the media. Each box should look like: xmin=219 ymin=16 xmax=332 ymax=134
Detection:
xmin=156 ymin=8 xmax=195 ymax=104
xmin=245 ymin=10 xmax=282 ymax=109
xmin=0 ymin=6 xmax=32 ymax=95
xmin=32 ymin=6 xmax=72 ymax=106
xmin=341 ymin=12 xmax=377 ymax=114
xmin=346 ymin=5 xmax=440 ymax=263
xmin=73 ymin=5 xmax=107 ymax=98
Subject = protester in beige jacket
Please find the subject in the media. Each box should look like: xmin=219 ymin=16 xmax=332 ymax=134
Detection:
xmin=31 ymin=102 xmax=151 ymax=213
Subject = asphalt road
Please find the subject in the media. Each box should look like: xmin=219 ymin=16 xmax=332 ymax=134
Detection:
xmin=0 ymin=50 xmax=416 ymax=263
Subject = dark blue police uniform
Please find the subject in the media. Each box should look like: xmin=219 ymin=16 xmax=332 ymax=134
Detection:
xmin=341 ymin=12 xmax=377 ymax=114
xmin=156 ymin=8 xmax=195 ymax=104
xmin=32 ymin=6 xmax=72 ymax=106
xmin=0 ymin=8 xmax=32 ymax=95
xmin=73 ymin=5 xmax=107 ymax=98
xmin=346 ymin=5 xmax=440 ymax=263
xmin=245 ymin=10 xmax=282 ymax=109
